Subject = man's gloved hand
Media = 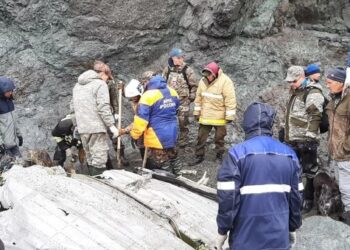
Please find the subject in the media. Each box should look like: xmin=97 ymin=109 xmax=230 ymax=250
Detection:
xmin=194 ymin=115 xmax=200 ymax=122
xmin=289 ymin=231 xmax=297 ymax=248
xmin=18 ymin=136 xmax=23 ymax=146
xmin=119 ymin=128 xmax=130 ymax=136
xmin=117 ymin=82 xmax=125 ymax=91
xmin=305 ymin=131 xmax=317 ymax=139
xmin=109 ymin=125 xmax=119 ymax=138
xmin=0 ymin=144 xmax=5 ymax=155
xmin=214 ymin=233 xmax=227 ymax=250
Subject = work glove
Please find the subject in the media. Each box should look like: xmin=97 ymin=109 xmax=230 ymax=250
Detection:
xmin=214 ymin=233 xmax=227 ymax=250
xmin=117 ymin=81 xmax=124 ymax=91
xmin=109 ymin=126 xmax=119 ymax=138
xmin=18 ymin=136 xmax=23 ymax=146
xmin=119 ymin=128 xmax=130 ymax=136
xmin=194 ymin=115 xmax=200 ymax=122
xmin=305 ymin=131 xmax=317 ymax=139
xmin=289 ymin=231 xmax=297 ymax=248
xmin=0 ymin=144 xmax=5 ymax=155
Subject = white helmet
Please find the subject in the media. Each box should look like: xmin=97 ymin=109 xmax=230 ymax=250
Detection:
xmin=124 ymin=79 xmax=144 ymax=98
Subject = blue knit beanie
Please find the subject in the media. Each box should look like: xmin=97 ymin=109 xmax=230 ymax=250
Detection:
xmin=305 ymin=64 xmax=320 ymax=77
xmin=326 ymin=67 xmax=346 ymax=83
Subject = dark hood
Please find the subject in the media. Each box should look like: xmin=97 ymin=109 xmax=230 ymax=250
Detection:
xmin=243 ymin=102 xmax=276 ymax=140
xmin=145 ymin=75 xmax=167 ymax=91
xmin=0 ymin=76 xmax=16 ymax=95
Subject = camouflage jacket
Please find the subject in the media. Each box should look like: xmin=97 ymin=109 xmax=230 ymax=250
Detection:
xmin=285 ymin=81 xmax=325 ymax=142
xmin=72 ymin=70 xmax=115 ymax=134
xmin=162 ymin=63 xmax=197 ymax=101
xmin=326 ymin=90 xmax=350 ymax=161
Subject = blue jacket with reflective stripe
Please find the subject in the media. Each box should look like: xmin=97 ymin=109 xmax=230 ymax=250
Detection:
xmin=217 ymin=102 xmax=302 ymax=250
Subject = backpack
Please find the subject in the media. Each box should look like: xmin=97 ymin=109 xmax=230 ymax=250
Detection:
xmin=303 ymin=87 xmax=329 ymax=134
xmin=165 ymin=65 xmax=189 ymax=86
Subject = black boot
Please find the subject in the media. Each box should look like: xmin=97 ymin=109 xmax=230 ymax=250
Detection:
xmin=302 ymin=200 xmax=314 ymax=214
xmin=120 ymin=148 xmax=130 ymax=167
xmin=88 ymin=165 xmax=106 ymax=176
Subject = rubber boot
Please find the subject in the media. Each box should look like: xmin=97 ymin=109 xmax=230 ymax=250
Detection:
xmin=88 ymin=165 xmax=106 ymax=176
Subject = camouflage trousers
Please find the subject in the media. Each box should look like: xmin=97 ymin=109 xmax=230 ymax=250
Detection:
xmin=80 ymin=133 xmax=109 ymax=169
xmin=147 ymin=148 xmax=182 ymax=175
xmin=178 ymin=97 xmax=190 ymax=147
xmin=195 ymin=125 xmax=227 ymax=157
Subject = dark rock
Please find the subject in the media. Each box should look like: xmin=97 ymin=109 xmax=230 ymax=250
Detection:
xmin=0 ymin=0 xmax=348 ymax=175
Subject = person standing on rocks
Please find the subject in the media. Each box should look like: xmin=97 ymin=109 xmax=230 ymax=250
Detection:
xmin=72 ymin=63 xmax=119 ymax=176
xmin=325 ymin=66 xmax=350 ymax=225
xmin=93 ymin=60 xmax=129 ymax=167
xmin=119 ymin=71 xmax=155 ymax=169
xmin=0 ymin=76 xmax=23 ymax=158
xmin=215 ymin=102 xmax=302 ymax=250
xmin=190 ymin=62 xmax=237 ymax=165
xmin=162 ymin=48 xmax=197 ymax=148
xmin=305 ymin=64 xmax=321 ymax=83
xmin=130 ymin=75 xmax=182 ymax=175
xmin=283 ymin=65 xmax=325 ymax=214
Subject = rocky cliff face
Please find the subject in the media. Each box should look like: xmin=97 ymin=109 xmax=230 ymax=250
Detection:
xmin=0 ymin=0 xmax=349 ymax=152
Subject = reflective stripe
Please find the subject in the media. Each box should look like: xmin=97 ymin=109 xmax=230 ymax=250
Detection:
xmin=298 ymin=183 xmax=304 ymax=191
xmin=194 ymin=106 xmax=201 ymax=111
xmin=240 ymin=184 xmax=291 ymax=195
xmin=217 ymin=181 xmax=235 ymax=190
xmin=202 ymin=92 xmax=223 ymax=99
xmin=226 ymin=110 xmax=236 ymax=116
xmin=199 ymin=117 xmax=226 ymax=126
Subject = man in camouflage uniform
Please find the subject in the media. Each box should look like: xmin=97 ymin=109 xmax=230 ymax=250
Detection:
xmin=93 ymin=61 xmax=129 ymax=167
xmin=162 ymin=48 xmax=197 ymax=148
xmin=73 ymin=63 xmax=119 ymax=175
xmin=284 ymin=65 xmax=325 ymax=213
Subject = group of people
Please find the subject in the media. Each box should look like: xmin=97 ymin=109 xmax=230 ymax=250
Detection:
xmin=61 ymin=48 xmax=238 ymax=177
xmin=215 ymin=61 xmax=350 ymax=250
xmin=1 ymin=47 xmax=350 ymax=249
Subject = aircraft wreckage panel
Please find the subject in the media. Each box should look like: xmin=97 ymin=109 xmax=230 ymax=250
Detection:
xmin=99 ymin=170 xmax=219 ymax=247
xmin=0 ymin=165 xmax=191 ymax=250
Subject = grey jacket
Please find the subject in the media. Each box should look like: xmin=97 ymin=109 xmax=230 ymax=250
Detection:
xmin=72 ymin=70 xmax=115 ymax=134
xmin=0 ymin=111 xmax=21 ymax=148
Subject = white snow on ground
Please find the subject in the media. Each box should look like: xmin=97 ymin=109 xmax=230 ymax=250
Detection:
xmin=0 ymin=165 xmax=191 ymax=250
